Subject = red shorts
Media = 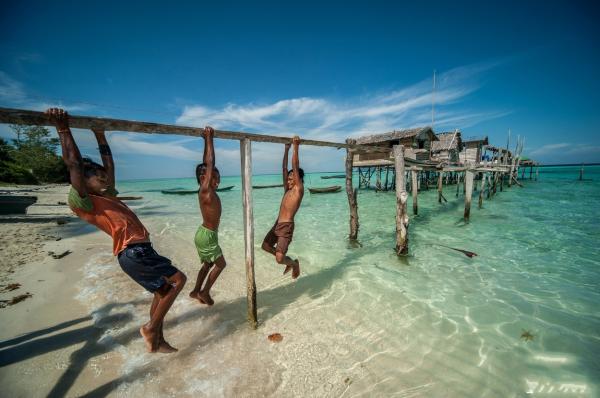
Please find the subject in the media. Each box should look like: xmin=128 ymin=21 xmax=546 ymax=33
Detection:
xmin=263 ymin=221 xmax=295 ymax=255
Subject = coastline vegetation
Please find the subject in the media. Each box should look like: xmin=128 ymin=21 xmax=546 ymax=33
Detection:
xmin=0 ymin=125 xmax=68 ymax=185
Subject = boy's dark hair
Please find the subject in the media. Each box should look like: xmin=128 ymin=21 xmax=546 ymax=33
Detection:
xmin=288 ymin=168 xmax=305 ymax=182
xmin=82 ymin=157 xmax=106 ymax=178
xmin=196 ymin=163 xmax=220 ymax=184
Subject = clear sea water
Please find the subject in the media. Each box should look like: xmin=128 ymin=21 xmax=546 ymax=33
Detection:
xmin=76 ymin=165 xmax=600 ymax=397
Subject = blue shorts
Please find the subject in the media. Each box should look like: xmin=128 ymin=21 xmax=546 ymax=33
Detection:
xmin=117 ymin=243 xmax=179 ymax=293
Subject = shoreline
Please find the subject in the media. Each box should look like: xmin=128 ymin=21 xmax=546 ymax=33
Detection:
xmin=0 ymin=184 xmax=123 ymax=397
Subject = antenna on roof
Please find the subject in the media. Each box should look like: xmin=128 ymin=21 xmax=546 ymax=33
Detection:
xmin=431 ymin=69 xmax=436 ymax=129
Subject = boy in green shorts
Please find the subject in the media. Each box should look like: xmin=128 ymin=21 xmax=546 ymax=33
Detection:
xmin=189 ymin=126 xmax=226 ymax=306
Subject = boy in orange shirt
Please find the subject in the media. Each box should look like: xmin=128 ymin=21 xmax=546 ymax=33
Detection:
xmin=47 ymin=108 xmax=186 ymax=354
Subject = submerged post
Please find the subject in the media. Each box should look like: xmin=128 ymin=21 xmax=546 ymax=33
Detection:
xmin=411 ymin=168 xmax=418 ymax=215
xmin=437 ymin=171 xmax=443 ymax=203
xmin=464 ymin=170 xmax=474 ymax=221
xmin=240 ymin=138 xmax=257 ymax=329
xmin=478 ymin=171 xmax=486 ymax=209
xmin=394 ymin=145 xmax=409 ymax=255
xmin=345 ymin=139 xmax=359 ymax=240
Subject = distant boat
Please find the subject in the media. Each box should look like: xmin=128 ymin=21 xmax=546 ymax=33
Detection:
xmin=253 ymin=184 xmax=284 ymax=189
xmin=161 ymin=189 xmax=197 ymax=195
xmin=0 ymin=195 xmax=37 ymax=215
xmin=117 ymin=196 xmax=144 ymax=201
xmin=161 ymin=185 xmax=234 ymax=195
xmin=308 ymin=185 xmax=342 ymax=194
xmin=321 ymin=174 xmax=346 ymax=179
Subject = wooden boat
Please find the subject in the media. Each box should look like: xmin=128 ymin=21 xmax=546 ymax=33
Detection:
xmin=0 ymin=195 xmax=37 ymax=215
xmin=161 ymin=185 xmax=234 ymax=195
xmin=253 ymin=184 xmax=284 ymax=189
xmin=321 ymin=174 xmax=346 ymax=179
xmin=161 ymin=189 xmax=197 ymax=195
xmin=117 ymin=196 xmax=144 ymax=201
xmin=308 ymin=185 xmax=342 ymax=194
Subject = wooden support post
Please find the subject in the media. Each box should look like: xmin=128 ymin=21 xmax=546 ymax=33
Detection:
xmin=456 ymin=172 xmax=461 ymax=197
xmin=376 ymin=166 xmax=382 ymax=190
xmin=411 ymin=168 xmax=419 ymax=215
xmin=345 ymin=140 xmax=359 ymax=241
xmin=529 ymin=165 xmax=533 ymax=180
xmin=240 ymin=139 xmax=257 ymax=329
xmin=384 ymin=166 xmax=390 ymax=191
xmin=464 ymin=170 xmax=474 ymax=222
xmin=394 ymin=145 xmax=409 ymax=255
xmin=535 ymin=168 xmax=539 ymax=181
xmin=438 ymin=171 xmax=443 ymax=203
xmin=478 ymin=172 xmax=486 ymax=209
xmin=486 ymin=173 xmax=492 ymax=199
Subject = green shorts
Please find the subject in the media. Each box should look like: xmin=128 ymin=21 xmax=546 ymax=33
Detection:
xmin=194 ymin=225 xmax=223 ymax=263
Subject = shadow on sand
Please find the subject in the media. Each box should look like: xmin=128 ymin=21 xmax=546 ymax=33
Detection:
xmin=1 ymin=248 xmax=372 ymax=397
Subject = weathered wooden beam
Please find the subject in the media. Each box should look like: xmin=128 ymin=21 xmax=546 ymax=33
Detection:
xmin=437 ymin=171 xmax=443 ymax=203
xmin=478 ymin=172 xmax=486 ymax=209
xmin=345 ymin=139 xmax=359 ymax=241
xmin=240 ymin=139 xmax=257 ymax=329
xmin=411 ymin=169 xmax=419 ymax=215
xmin=464 ymin=170 xmax=474 ymax=221
xmin=393 ymin=145 xmax=409 ymax=255
xmin=0 ymin=106 xmax=389 ymax=153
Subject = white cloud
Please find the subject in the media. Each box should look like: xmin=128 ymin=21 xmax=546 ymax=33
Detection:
xmin=0 ymin=70 xmax=92 ymax=112
xmin=176 ymin=62 xmax=506 ymax=142
xmin=530 ymin=143 xmax=600 ymax=157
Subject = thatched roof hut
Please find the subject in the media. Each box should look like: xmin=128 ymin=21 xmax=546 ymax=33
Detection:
xmin=353 ymin=126 xmax=438 ymax=166
xmin=459 ymin=136 xmax=489 ymax=164
xmin=431 ymin=130 xmax=463 ymax=163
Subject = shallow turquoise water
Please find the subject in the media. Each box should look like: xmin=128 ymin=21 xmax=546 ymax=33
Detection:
xmin=80 ymin=166 xmax=599 ymax=396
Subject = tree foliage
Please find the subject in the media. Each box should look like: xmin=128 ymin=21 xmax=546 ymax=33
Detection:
xmin=0 ymin=125 xmax=68 ymax=184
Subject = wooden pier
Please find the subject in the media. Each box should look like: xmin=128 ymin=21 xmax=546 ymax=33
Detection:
xmin=0 ymin=107 xmax=538 ymax=329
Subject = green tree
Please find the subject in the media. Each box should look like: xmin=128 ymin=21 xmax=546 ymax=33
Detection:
xmin=0 ymin=125 xmax=68 ymax=184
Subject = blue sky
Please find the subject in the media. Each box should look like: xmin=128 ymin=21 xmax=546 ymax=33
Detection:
xmin=1 ymin=0 xmax=599 ymax=179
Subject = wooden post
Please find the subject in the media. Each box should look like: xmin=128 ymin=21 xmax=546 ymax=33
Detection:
xmin=394 ymin=145 xmax=409 ymax=255
xmin=478 ymin=172 xmax=486 ymax=209
xmin=384 ymin=166 xmax=390 ymax=191
xmin=456 ymin=172 xmax=461 ymax=197
xmin=464 ymin=170 xmax=474 ymax=222
xmin=345 ymin=140 xmax=359 ymax=240
xmin=376 ymin=166 xmax=382 ymax=190
xmin=437 ymin=171 xmax=443 ymax=203
xmin=411 ymin=168 xmax=419 ymax=215
xmin=579 ymin=164 xmax=584 ymax=181
xmin=535 ymin=167 xmax=539 ymax=181
xmin=240 ymin=139 xmax=257 ymax=329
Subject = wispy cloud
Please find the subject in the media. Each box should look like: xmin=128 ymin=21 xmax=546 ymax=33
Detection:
xmin=176 ymin=62 xmax=508 ymax=141
xmin=0 ymin=70 xmax=92 ymax=112
xmin=530 ymin=143 xmax=600 ymax=157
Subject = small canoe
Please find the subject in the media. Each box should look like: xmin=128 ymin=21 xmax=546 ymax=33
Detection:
xmin=117 ymin=196 xmax=144 ymax=201
xmin=0 ymin=195 xmax=37 ymax=215
xmin=321 ymin=174 xmax=346 ymax=179
xmin=309 ymin=186 xmax=342 ymax=194
xmin=253 ymin=184 xmax=284 ymax=189
xmin=161 ymin=185 xmax=234 ymax=195
xmin=161 ymin=189 xmax=197 ymax=195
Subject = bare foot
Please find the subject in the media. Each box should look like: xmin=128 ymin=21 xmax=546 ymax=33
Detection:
xmin=197 ymin=290 xmax=214 ymax=306
xmin=157 ymin=338 xmax=178 ymax=353
xmin=291 ymin=259 xmax=300 ymax=279
xmin=140 ymin=325 xmax=158 ymax=353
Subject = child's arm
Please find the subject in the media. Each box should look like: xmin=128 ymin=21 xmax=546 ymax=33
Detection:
xmin=282 ymin=143 xmax=290 ymax=191
xmin=92 ymin=129 xmax=115 ymax=191
xmin=46 ymin=108 xmax=86 ymax=197
xmin=201 ymin=126 xmax=215 ymax=194
xmin=291 ymin=136 xmax=302 ymax=189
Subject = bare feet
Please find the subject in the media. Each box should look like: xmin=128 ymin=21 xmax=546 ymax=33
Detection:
xmin=157 ymin=338 xmax=178 ymax=353
xmin=284 ymin=259 xmax=300 ymax=279
xmin=190 ymin=290 xmax=214 ymax=306
xmin=140 ymin=325 xmax=158 ymax=353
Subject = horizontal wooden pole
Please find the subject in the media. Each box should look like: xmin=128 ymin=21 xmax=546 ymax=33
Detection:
xmin=0 ymin=107 xmax=387 ymax=153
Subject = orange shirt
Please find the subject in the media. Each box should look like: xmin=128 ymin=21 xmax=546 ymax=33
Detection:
xmin=68 ymin=187 xmax=149 ymax=255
